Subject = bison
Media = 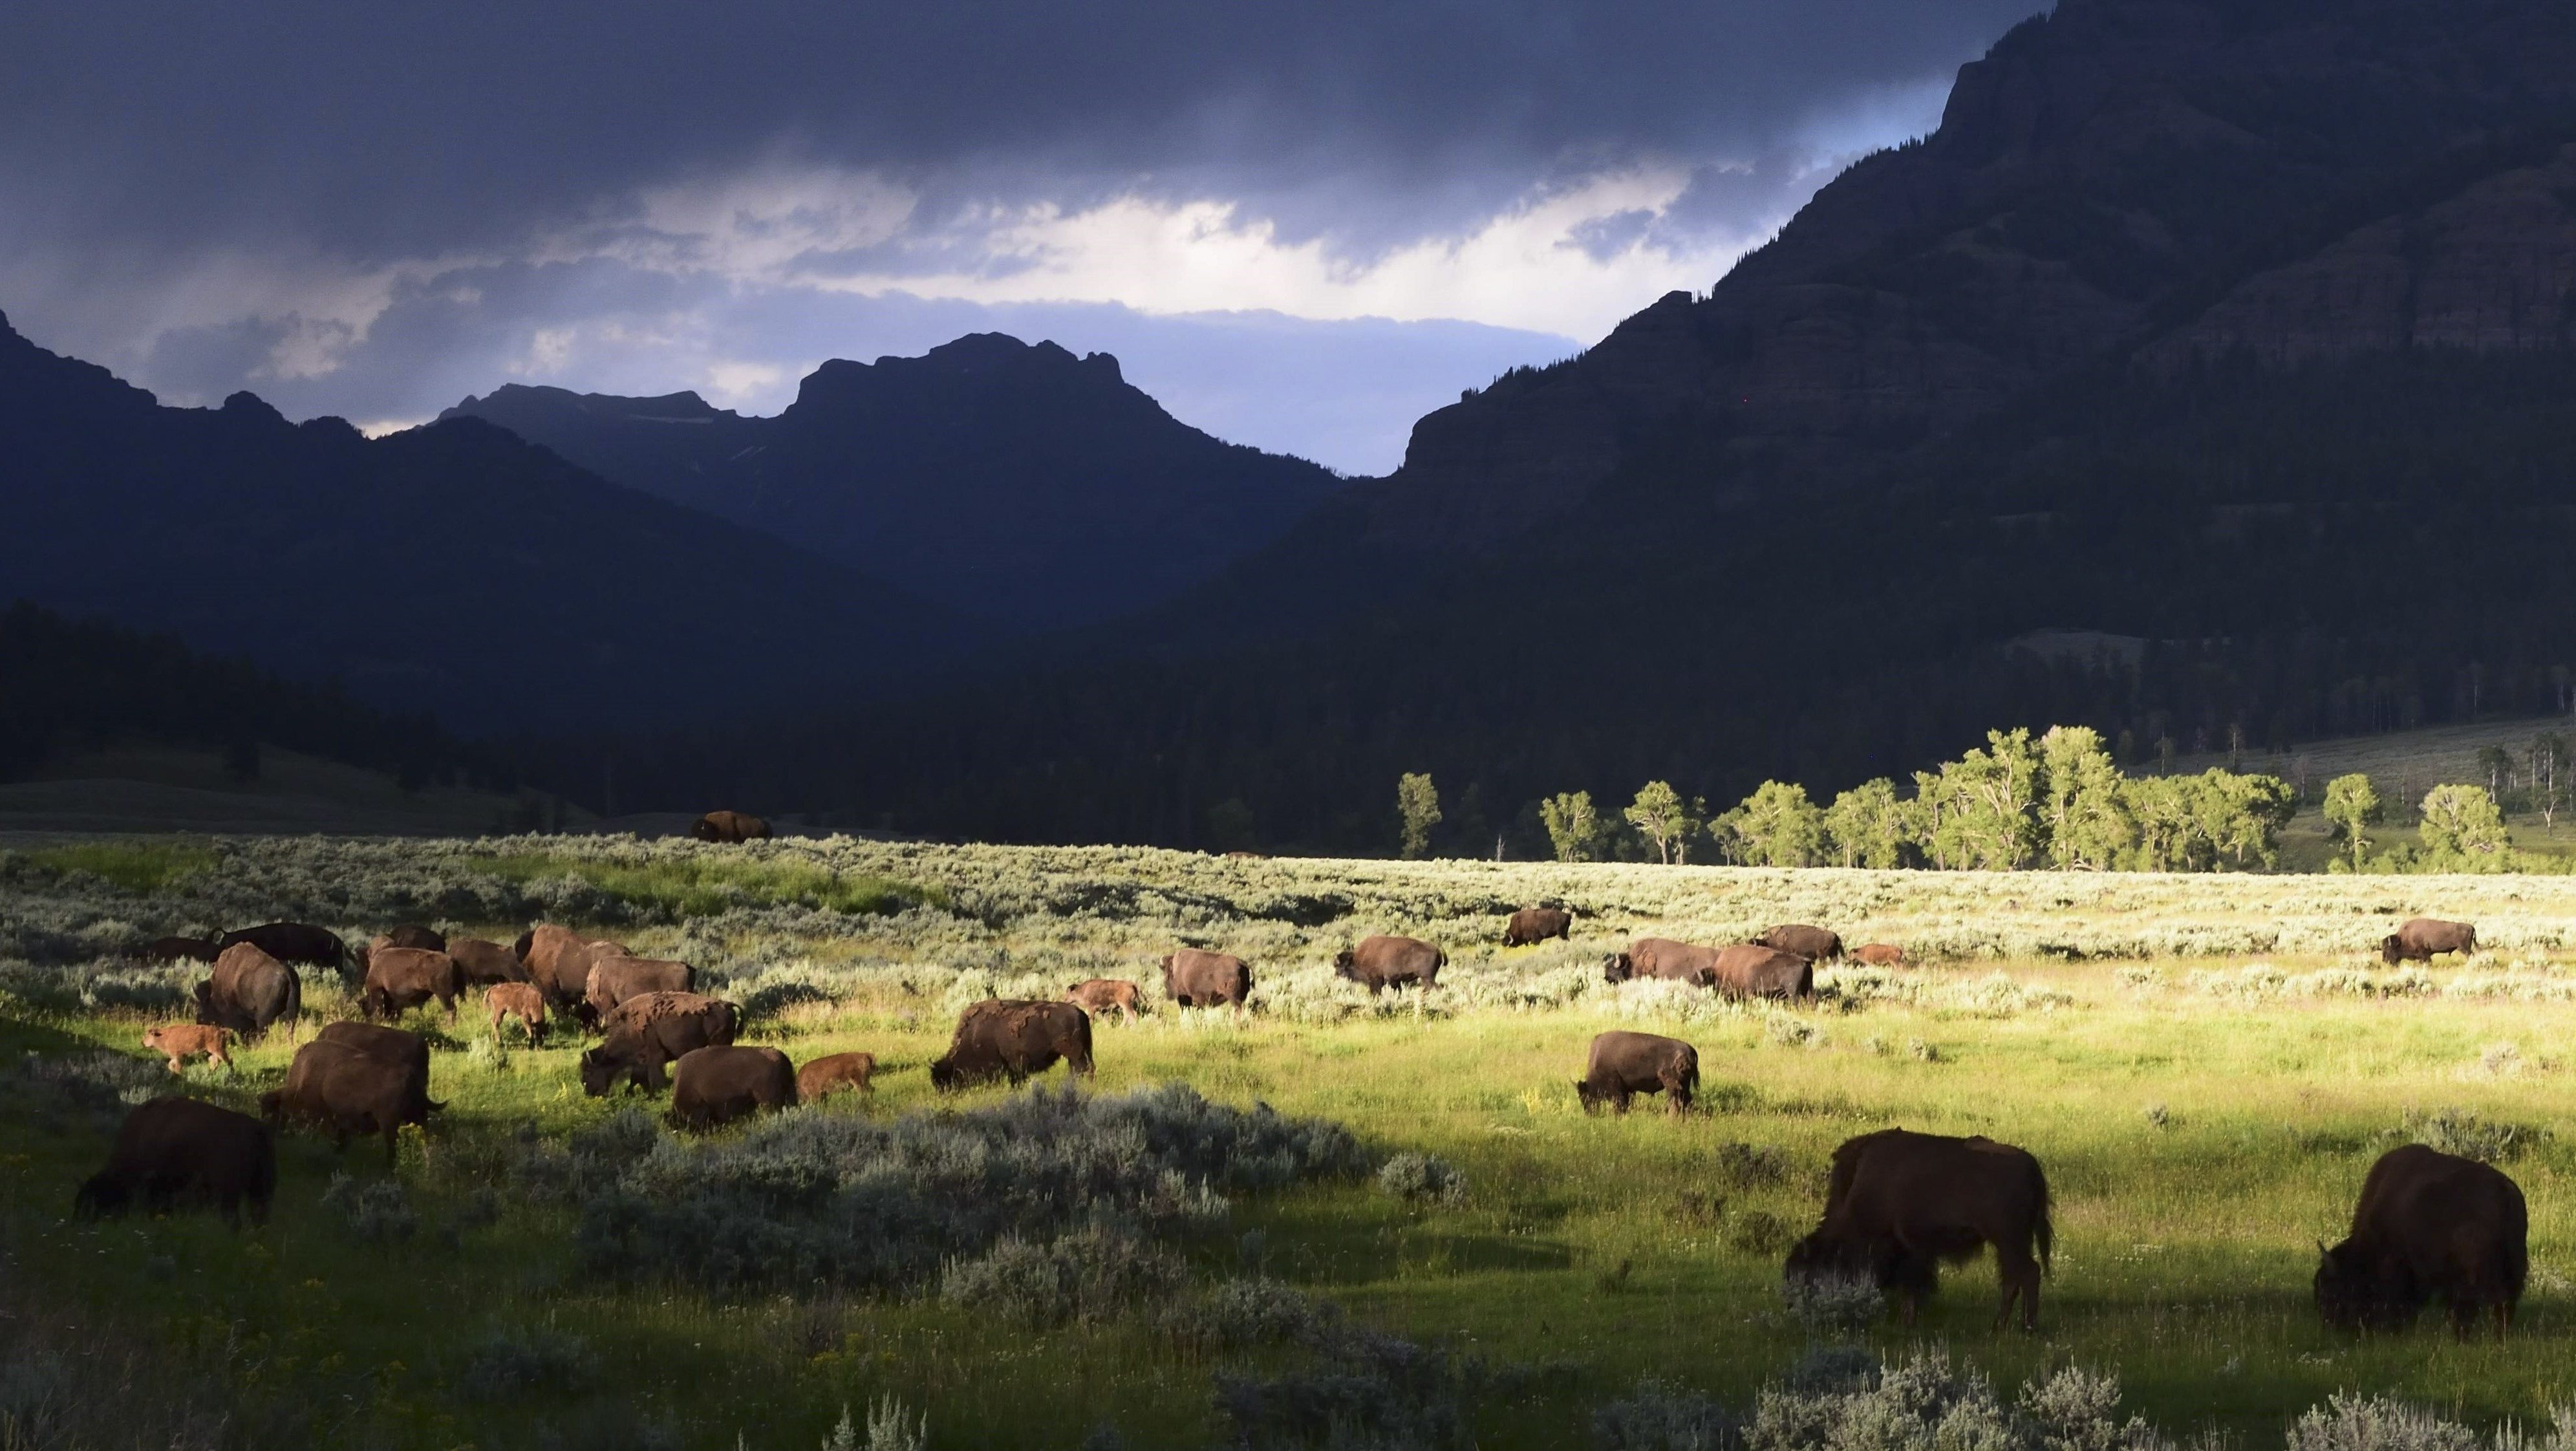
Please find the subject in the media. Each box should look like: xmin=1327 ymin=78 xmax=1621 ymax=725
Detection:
xmin=797 ymin=1051 xmax=877 ymax=1102
xmin=1853 ymin=943 xmax=1910 ymax=967
xmin=516 ymin=925 xmax=622 ymax=1011
xmin=486 ymin=982 xmax=548 ymax=1044
xmin=930 ymin=1000 xmax=1095 ymax=1091
xmin=261 ymin=1037 xmax=436 ymax=1163
xmin=380 ymin=923 xmax=445 ymax=952
xmin=1066 ymin=978 xmax=1144 ymax=1023
xmin=1713 ymin=943 xmax=1813 ymax=1002
xmin=1759 ymin=925 xmax=1843 ymax=963
xmin=1785 ymin=1128 xmax=2054 ymax=1331
xmin=193 ymin=942 xmax=302 ymax=1042
xmin=134 ymin=936 xmax=220 ymax=964
xmin=142 ymin=1024 xmax=233 ymax=1074
xmin=317 ymin=1020 xmax=436 ymax=1088
xmin=1504 ymin=907 xmax=1574 ymax=947
xmin=2381 ymin=918 xmax=2477 ymax=965
xmin=1602 ymin=938 xmax=1721 ymax=987
xmin=1333 ymin=935 xmax=1444 ymax=994
xmin=216 ymin=921 xmax=350 ymax=978
xmin=446 ymin=937 xmax=528 ymax=986
xmin=583 ymin=954 xmax=694 ymax=1026
xmin=2315 ymin=1144 xmax=2526 ymax=1337
xmin=580 ymin=992 xmax=742 ymax=1095
xmin=1574 ymin=1031 xmax=1697 ymax=1115
xmin=76 ymin=1097 xmax=275 ymax=1228
xmin=1160 ymin=949 xmax=1253 ymax=1012
xmin=360 ymin=946 xmax=462 ymax=1021
xmin=691 ymin=810 xmax=772 ymax=843
xmin=670 ymin=1046 xmax=797 ymax=1130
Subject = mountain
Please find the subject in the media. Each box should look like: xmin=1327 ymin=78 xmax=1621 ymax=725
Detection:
xmin=567 ymin=0 xmax=2576 ymax=850
xmin=0 ymin=312 xmax=967 ymax=734
xmin=444 ymin=334 xmax=1350 ymax=632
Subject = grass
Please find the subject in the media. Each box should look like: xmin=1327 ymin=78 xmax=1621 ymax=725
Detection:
xmin=21 ymin=838 xmax=220 ymax=893
xmin=458 ymin=850 xmax=937 ymax=918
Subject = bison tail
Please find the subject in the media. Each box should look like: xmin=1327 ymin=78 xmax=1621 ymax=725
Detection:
xmin=2030 ymin=1162 xmax=2055 ymax=1276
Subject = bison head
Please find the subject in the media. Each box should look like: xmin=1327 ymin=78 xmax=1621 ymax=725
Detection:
xmin=255 ymin=1089 xmax=284 ymax=1124
xmin=2379 ymin=935 xmax=2403 ymax=965
xmin=72 ymin=1173 xmax=131 ymax=1220
xmin=1600 ymin=952 xmax=1633 ymax=984
xmin=1331 ymin=951 xmax=1358 ymax=982
xmin=1573 ymin=1079 xmax=1608 ymax=1114
xmin=928 ymin=1056 xmax=960 ymax=1092
xmin=691 ymin=817 xmax=718 ymax=841
xmin=2313 ymin=1240 xmax=2416 ymax=1332
xmin=577 ymin=1049 xmax=619 ymax=1098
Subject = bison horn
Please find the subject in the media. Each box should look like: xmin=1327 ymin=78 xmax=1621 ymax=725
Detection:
xmin=2315 ymin=1239 xmax=2330 ymax=1256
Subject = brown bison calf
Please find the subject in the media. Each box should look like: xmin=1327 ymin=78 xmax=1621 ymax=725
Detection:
xmin=796 ymin=1051 xmax=877 ymax=1102
xmin=1575 ymin=1031 xmax=1697 ymax=1115
xmin=77 ymin=1097 xmax=275 ymax=1228
xmin=1066 ymin=978 xmax=1144 ymax=1023
xmin=1853 ymin=943 xmax=1910 ymax=967
xmin=1759 ymin=924 xmax=1843 ymax=963
xmin=1333 ymin=935 xmax=1444 ymax=994
xmin=1786 ymin=1128 xmax=2054 ymax=1331
xmin=2381 ymin=918 xmax=2477 ymax=965
xmin=1504 ymin=907 xmax=1573 ymax=947
xmin=2317 ymin=1144 xmax=2526 ymax=1337
xmin=361 ymin=946 xmax=463 ymax=1020
xmin=671 ymin=1046 xmax=797 ymax=1130
xmin=486 ymin=982 xmax=548 ymax=1045
xmin=142 ymin=1024 xmax=234 ymax=1074
xmin=930 ymin=1000 xmax=1095 ymax=1090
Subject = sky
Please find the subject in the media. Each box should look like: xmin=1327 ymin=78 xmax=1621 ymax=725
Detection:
xmin=0 ymin=1 xmax=2046 ymax=475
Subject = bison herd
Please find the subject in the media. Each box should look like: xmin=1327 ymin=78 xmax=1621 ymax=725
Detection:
xmin=75 ymin=902 xmax=2524 ymax=1342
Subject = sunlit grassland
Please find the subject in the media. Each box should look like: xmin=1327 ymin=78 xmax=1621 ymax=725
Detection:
xmin=456 ymin=850 xmax=938 ymax=918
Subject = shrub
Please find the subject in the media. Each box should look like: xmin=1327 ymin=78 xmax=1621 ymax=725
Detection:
xmin=1725 ymin=1212 xmax=1792 ymax=1256
xmin=1162 ymin=1277 xmax=1340 ymax=1355
xmin=1376 ymin=1152 xmax=1468 ymax=1207
xmin=1710 ymin=1142 xmax=1794 ymax=1189
xmin=939 ymin=1225 xmax=1185 ymax=1329
xmin=2402 ymin=1107 xmax=2552 ymax=1164
xmin=456 ymin=1325 xmax=596 ymax=1401
xmin=1594 ymin=1379 xmax=1741 ymax=1451
xmin=1747 ymin=1350 xmax=2163 ymax=1451
xmin=321 ymin=1172 xmax=417 ymax=1246
xmin=1781 ymin=1272 xmax=1882 ymax=1338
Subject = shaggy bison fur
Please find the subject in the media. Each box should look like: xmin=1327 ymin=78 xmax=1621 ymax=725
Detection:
xmin=930 ymin=1000 xmax=1095 ymax=1091
xmin=1786 ymin=1128 xmax=2054 ymax=1331
xmin=1504 ymin=907 xmax=1574 ymax=947
xmin=380 ymin=923 xmax=445 ymax=951
xmin=2316 ymin=1144 xmax=2526 ymax=1337
xmin=1574 ymin=1031 xmax=1697 ymax=1115
xmin=670 ymin=1046 xmax=797 ymax=1130
xmin=76 ymin=1097 xmax=275 ymax=1228
xmin=1333 ymin=935 xmax=1444 ymax=994
xmin=445 ymin=937 xmax=528 ymax=985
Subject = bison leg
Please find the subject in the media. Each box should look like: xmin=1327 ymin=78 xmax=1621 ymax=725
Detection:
xmin=1995 ymin=1242 xmax=2042 ymax=1332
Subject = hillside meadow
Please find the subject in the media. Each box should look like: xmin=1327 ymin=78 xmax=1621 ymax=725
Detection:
xmin=3 ymin=835 xmax=2576 ymax=1449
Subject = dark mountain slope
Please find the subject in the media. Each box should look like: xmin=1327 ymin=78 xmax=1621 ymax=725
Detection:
xmin=0 ymin=312 xmax=965 ymax=733
xmin=445 ymin=334 xmax=1349 ymax=632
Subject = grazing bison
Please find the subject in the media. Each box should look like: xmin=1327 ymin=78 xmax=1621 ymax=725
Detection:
xmin=1504 ymin=907 xmax=1574 ymax=947
xmin=361 ymin=947 xmax=463 ymax=1021
xmin=691 ymin=810 xmax=771 ymax=843
xmin=517 ymin=925 xmax=617 ymax=1011
xmin=446 ymin=937 xmax=528 ymax=986
xmin=317 ymin=1020 xmax=436 ymax=1086
xmin=930 ymin=1000 xmax=1095 ymax=1091
xmin=193 ymin=943 xmax=302 ymax=1042
xmin=2316 ymin=1145 xmax=2527 ymax=1337
xmin=1333 ymin=936 xmax=1444 ymax=994
xmin=1785 ymin=1128 xmax=2054 ymax=1331
xmin=1066 ymin=978 xmax=1145 ymax=1023
xmin=1759 ymin=925 xmax=1844 ymax=963
xmin=142 ymin=1024 xmax=234 ymax=1074
xmin=262 ymin=1038 xmax=436 ymax=1162
xmin=380 ymin=923 xmax=445 ymax=952
xmin=1602 ymin=938 xmax=1722 ymax=987
xmin=670 ymin=1046 xmax=797 ymax=1130
xmin=1854 ymin=943 xmax=1910 ymax=967
xmin=797 ymin=1051 xmax=877 ymax=1102
xmin=486 ymin=982 xmax=547 ymax=1044
xmin=2381 ymin=918 xmax=2478 ymax=965
xmin=580 ymin=992 xmax=742 ymax=1095
xmin=1713 ymin=943 xmax=1814 ymax=1002
xmin=1574 ymin=1031 xmax=1698 ymax=1115
xmin=1161 ymin=949 xmax=1254 ymax=1011
xmin=583 ymin=954 xmax=695 ymax=1025
xmin=135 ymin=936 xmax=220 ymax=964
xmin=76 ymin=1097 xmax=275 ymax=1228
xmin=216 ymin=921 xmax=350 ymax=978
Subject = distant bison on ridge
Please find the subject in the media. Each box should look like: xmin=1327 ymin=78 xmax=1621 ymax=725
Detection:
xmin=2381 ymin=918 xmax=2476 ymax=965
xmin=2316 ymin=1144 xmax=2526 ymax=1337
xmin=1575 ymin=1031 xmax=1697 ymax=1115
xmin=930 ymin=1000 xmax=1094 ymax=1091
xmin=1161 ymin=949 xmax=1252 ymax=1011
xmin=1504 ymin=907 xmax=1573 ymax=947
xmin=76 ymin=1097 xmax=275 ymax=1228
xmin=1787 ymin=1127 xmax=2054 ymax=1331
xmin=1334 ymin=936 xmax=1443 ymax=994
xmin=691 ymin=810 xmax=771 ymax=843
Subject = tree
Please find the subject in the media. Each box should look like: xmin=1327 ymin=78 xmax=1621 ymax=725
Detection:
xmin=2121 ymin=775 xmax=2199 ymax=871
xmin=2418 ymin=783 xmax=2509 ymax=866
xmin=2038 ymin=726 xmax=2132 ymax=870
xmin=2201 ymin=770 xmax=2297 ymax=868
xmin=1726 ymin=780 xmax=1825 ymax=868
xmin=1823 ymin=779 xmax=1909 ymax=868
xmin=2321 ymin=773 xmax=2382 ymax=871
xmin=1925 ymin=729 xmax=2043 ymax=870
xmin=2532 ymin=731 xmax=2570 ymax=826
xmin=1395 ymin=773 xmax=1441 ymax=859
xmin=1540 ymin=791 xmax=1604 ymax=863
xmin=1623 ymin=781 xmax=1700 ymax=865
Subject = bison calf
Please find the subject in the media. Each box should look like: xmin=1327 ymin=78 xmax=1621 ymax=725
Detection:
xmin=1575 ymin=1031 xmax=1697 ymax=1115
xmin=797 ymin=1051 xmax=877 ymax=1102
xmin=486 ymin=982 xmax=548 ymax=1045
xmin=1066 ymin=978 xmax=1144 ymax=1023
xmin=1786 ymin=1128 xmax=2054 ymax=1331
xmin=142 ymin=1024 xmax=234 ymax=1074
xmin=1852 ymin=943 xmax=1910 ymax=967
xmin=77 ymin=1097 xmax=275 ymax=1228
xmin=2317 ymin=1144 xmax=2526 ymax=1338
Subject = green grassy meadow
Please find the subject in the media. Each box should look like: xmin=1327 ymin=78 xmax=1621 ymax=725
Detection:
xmin=5 ymin=837 xmax=2576 ymax=1448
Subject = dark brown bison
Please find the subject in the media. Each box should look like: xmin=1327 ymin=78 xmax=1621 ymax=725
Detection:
xmin=380 ymin=923 xmax=445 ymax=951
xmin=670 ymin=1046 xmax=797 ymax=1130
xmin=691 ymin=810 xmax=772 ymax=843
xmin=1785 ymin=1128 xmax=2054 ymax=1331
xmin=193 ymin=942 xmax=302 ymax=1042
xmin=1333 ymin=935 xmax=1444 ymax=994
xmin=2316 ymin=1144 xmax=2527 ymax=1337
xmin=517 ymin=925 xmax=611 ymax=1010
xmin=1160 ymin=949 xmax=1253 ymax=1011
xmin=1759 ymin=925 xmax=1844 ymax=963
xmin=930 ymin=1000 xmax=1095 ymax=1091
xmin=1602 ymin=938 xmax=1721 ymax=987
xmin=583 ymin=954 xmax=694 ymax=1025
xmin=580 ymin=992 xmax=743 ymax=1095
xmin=361 ymin=947 xmax=463 ymax=1020
xmin=76 ymin=1097 xmax=275 ymax=1227
xmin=142 ymin=1024 xmax=233 ymax=1073
xmin=1853 ymin=943 xmax=1910 ymax=967
xmin=134 ymin=935 xmax=220 ymax=964
xmin=446 ymin=937 xmax=528 ymax=986
xmin=486 ymin=982 xmax=547 ymax=1044
xmin=1574 ymin=1031 xmax=1697 ymax=1115
xmin=1713 ymin=943 xmax=1814 ymax=1002
xmin=216 ymin=921 xmax=351 ymax=977
xmin=261 ymin=1037 xmax=436 ymax=1163
xmin=1504 ymin=907 xmax=1574 ymax=947
xmin=2381 ymin=918 xmax=2478 ymax=965
xmin=797 ymin=1051 xmax=877 ymax=1101
xmin=317 ymin=1020 xmax=436 ymax=1088
xmin=1066 ymin=978 xmax=1144 ymax=1022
